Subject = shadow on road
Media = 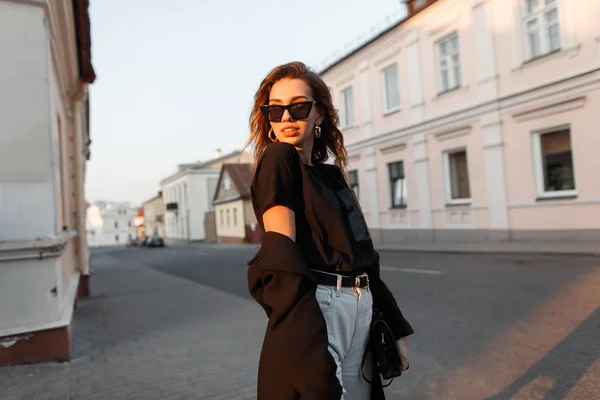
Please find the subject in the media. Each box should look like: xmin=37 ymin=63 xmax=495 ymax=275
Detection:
xmin=485 ymin=306 xmax=600 ymax=400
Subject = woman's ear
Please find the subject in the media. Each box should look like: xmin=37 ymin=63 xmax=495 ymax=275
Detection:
xmin=315 ymin=107 xmax=325 ymax=126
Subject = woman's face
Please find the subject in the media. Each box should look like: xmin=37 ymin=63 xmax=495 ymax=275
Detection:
xmin=267 ymin=78 xmax=323 ymax=148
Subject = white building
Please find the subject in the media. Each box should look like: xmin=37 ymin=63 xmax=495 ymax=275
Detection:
xmin=0 ymin=0 xmax=95 ymax=365
xmin=86 ymin=202 xmax=138 ymax=247
xmin=160 ymin=150 xmax=253 ymax=243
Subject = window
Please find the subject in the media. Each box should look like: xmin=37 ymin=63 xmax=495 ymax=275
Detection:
xmin=523 ymin=0 xmax=560 ymax=60
xmin=349 ymin=170 xmax=359 ymax=201
xmin=220 ymin=210 xmax=224 ymax=226
xmin=226 ymin=209 xmax=230 ymax=226
xmin=382 ymin=64 xmax=400 ymax=113
xmin=443 ymin=149 xmax=471 ymax=204
xmin=340 ymin=87 xmax=355 ymax=128
xmin=115 ymin=235 xmax=119 ymax=242
xmin=224 ymin=176 xmax=231 ymax=190
xmin=128 ymin=221 xmax=132 ymax=227
xmin=388 ymin=161 xmax=407 ymax=208
xmin=436 ymin=33 xmax=461 ymax=93
xmin=114 ymin=221 xmax=118 ymax=229
xmin=532 ymin=127 xmax=576 ymax=198
xmin=233 ymin=208 xmax=238 ymax=226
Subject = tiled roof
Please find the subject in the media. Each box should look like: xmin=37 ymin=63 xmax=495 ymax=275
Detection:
xmin=223 ymin=163 xmax=253 ymax=198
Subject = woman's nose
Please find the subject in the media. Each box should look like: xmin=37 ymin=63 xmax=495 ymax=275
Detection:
xmin=281 ymin=109 xmax=293 ymax=122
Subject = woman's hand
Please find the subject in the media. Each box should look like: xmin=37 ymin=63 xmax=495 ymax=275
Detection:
xmin=397 ymin=336 xmax=409 ymax=371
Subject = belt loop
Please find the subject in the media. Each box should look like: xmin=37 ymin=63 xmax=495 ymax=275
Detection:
xmin=336 ymin=274 xmax=342 ymax=296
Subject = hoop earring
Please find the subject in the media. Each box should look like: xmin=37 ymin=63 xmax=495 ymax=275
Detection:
xmin=314 ymin=125 xmax=322 ymax=139
xmin=268 ymin=129 xmax=277 ymax=142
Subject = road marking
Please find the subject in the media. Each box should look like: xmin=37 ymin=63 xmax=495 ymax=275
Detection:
xmin=380 ymin=266 xmax=443 ymax=275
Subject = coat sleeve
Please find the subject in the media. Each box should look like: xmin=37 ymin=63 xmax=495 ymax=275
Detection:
xmin=369 ymin=263 xmax=415 ymax=340
xmin=248 ymin=231 xmax=343 ymax=400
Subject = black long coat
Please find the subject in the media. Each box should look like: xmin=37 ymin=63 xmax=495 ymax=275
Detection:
xmin=248 ymin=231 xmax=411 ymax=399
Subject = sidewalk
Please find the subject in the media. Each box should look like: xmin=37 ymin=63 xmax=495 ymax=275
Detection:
xmin=375 ymin=241 xmax=600 ymax=256
xmin=187 ymin=240 xmax=600 ymax=257
xmin=0 ymin=251 xmax=265 ymax=400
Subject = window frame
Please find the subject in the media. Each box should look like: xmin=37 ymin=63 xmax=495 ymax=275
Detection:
xmin=443 ymin=148 xmax=472 ymax=205
xmin=531 ymin=125 xmax=577 ymax=199
xmin=522 ymin=0 xmax=561 ymax=61
xmin=381 ymin=63 xmax=401 ymax=114
xmin=435 ymin=32 xmax=461 ymax=94
xmin=340 ymin=86 xmax=355 ymax=128
xmin=387 ymin=161 xmax=408 ymax=209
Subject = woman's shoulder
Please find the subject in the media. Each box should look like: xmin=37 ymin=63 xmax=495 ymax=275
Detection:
xmin=253 ymin=142 xmax=302 ymax=180
xmin=260 ymin=142 xmax=300 ymax=164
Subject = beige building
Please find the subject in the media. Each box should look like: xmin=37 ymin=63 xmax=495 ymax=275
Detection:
xmin=0 ymin=0 xmax=95 ymax=364
xmin=142 ymin=192 xmax=166 ymax=238
xmin=212 ymin=164 xmax=260 ymax=244
xmin=319 ymin=0 xmax=600 ymax=244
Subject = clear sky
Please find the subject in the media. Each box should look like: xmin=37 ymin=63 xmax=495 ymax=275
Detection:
xmin=85 ymin=0 xmax=407 ymax=206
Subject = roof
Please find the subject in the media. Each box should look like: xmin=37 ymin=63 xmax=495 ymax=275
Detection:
xmin=72 ymin=0 xmax=96 ymax=83
xmin=160 ymin=149 xmax=249 ymax=186
xmin=190 ymin=150 xmax=245 ymax=170
xmin=213 ymin=163 xmax=253 ymax=204
xmin=141 ymin=193 xmax=162 ymax=206
xmin=318 ymin=0 xmax=439 ymax=75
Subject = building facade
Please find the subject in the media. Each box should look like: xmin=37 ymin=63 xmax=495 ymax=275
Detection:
xmin=213 ymin=163 xmax=261 ymax=244
xmin=0 ymin=0 xmax=95 ymax=364
xmin=160 ymin=150 xmax=253 ymax=243
xmin=319 ymin=0 xmax=600 ymax=244
xmin=142 ymin=192 xmax=166 ymax=238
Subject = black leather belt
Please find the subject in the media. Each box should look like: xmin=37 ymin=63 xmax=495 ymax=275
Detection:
xmin=311 ymin=269 xmax=370 ymax=289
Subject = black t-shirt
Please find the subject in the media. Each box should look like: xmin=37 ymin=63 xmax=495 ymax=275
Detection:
xmin=251 ymin=142 xmax=380 ymax=276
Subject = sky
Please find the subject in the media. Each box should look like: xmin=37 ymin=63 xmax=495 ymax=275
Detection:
xmin=85 ymin=0 xmax=407 ymax=206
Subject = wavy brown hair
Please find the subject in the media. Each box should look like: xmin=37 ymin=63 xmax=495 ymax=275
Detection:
xmin=246 ymin=61 xmax=348 ymax=173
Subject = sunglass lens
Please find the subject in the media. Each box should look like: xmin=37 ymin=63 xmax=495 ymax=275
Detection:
xmin=290 ymin=102 xmax=312 ymax=120
xmin=268 ymin=106 xmax=284 ymax=122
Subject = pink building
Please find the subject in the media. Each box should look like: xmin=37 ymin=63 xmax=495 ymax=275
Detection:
xmin=319 ymin=0 xmax=600 ymax=244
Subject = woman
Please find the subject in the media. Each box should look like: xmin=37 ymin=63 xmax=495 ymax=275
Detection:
xmin=246 ymin=61 xmax=414 ymax=400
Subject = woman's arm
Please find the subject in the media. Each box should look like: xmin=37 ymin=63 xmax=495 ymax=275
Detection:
xmin=263 ymin=205 xmax=296 ymax=242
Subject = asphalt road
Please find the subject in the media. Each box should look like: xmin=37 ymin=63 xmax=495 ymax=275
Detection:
xmin=105 ymin=244 xmax=600 ymax=400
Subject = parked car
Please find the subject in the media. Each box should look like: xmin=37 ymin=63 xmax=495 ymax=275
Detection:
xmin=147 ymin=236 xmax=164 ymax=248
xmin=126 ymin=238 xmax=138 ymax=247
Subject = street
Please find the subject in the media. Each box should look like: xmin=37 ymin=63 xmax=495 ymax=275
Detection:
xmin=1 ymin=245 xmax=599 ymax=400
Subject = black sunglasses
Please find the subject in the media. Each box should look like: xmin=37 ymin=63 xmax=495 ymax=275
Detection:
xmin=260 ymin=101 xmax=317 ymax=122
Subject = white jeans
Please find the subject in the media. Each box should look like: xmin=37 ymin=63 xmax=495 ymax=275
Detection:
xmin=315 ymin=283 xmax=373 ymax=400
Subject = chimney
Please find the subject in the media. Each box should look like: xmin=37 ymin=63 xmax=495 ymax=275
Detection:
xmin=214 ymin=149 xmax=222 ymax=159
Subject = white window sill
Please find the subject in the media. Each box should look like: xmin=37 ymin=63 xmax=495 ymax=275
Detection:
xmin=512 ymin=44 xmax=581 ymax=74
xmin=341 ymin=124 xmax=358 ymax=130
xmin=446 ymin=198 xmax=472 ymax=206
xmin=432 ymin=84 xmax=469 ymax=101
xmin=383 ymin=107 xmax=401 ymax=117
xmin=536 ymin=190 xmax=578 ymax=201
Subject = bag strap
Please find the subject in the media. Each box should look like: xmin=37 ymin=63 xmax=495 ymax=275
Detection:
xmin=361 ymin=326 xmax=394 ymax=388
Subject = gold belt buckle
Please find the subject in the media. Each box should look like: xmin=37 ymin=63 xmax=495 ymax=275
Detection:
xmin=354 ymin=273 xmax=369 ymax=287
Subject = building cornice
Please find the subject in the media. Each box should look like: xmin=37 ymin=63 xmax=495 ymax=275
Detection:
xmin=0 ymin=230 xmax=78 ymax=260
xmin=345 ymin=67 xmax=600 ymax=154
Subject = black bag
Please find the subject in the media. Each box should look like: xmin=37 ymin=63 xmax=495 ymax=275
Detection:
xmin=361 ymin=308 xmax=405 ymax=387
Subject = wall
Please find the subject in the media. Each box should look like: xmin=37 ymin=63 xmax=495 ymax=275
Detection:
xmin=319 ymin=0 xmax=600 ymax=242
xmin=0 ymin=2 xmax=56 ymax=241
xmin=215 ymin=200 xmax=246 ymax=240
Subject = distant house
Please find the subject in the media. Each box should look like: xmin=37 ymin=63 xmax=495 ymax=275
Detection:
xmin=86 ymin=202 xmax=138 ymax=247
xmin=142 ymin=192 xmax=165 ymax=238
xmin=160 ymin=149 xmax=253 ymax=243
xmin=212 ymin=163 xmax=261 ymax=244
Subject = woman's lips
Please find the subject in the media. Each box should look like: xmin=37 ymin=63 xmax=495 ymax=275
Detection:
xmin=281 ymin=128 xmax=299 ymax=137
